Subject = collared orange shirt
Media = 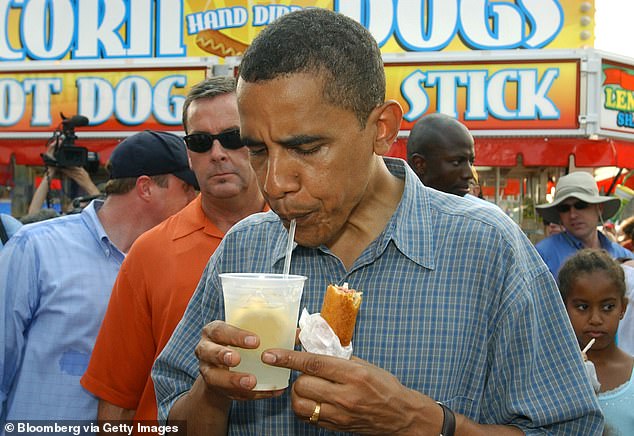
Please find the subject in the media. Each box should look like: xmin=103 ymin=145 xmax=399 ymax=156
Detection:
xmin=81 ymin=195 xmax=267 ymax=425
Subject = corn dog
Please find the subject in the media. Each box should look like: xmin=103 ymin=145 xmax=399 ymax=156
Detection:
xmin=320 ymin=283 xmax=362 ymax=346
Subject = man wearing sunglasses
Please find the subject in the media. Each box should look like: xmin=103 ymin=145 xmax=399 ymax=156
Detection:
xmin=81 ymin=76 xmax=266 ymax=425
xmin=536 ymin=171 xmax=630 ymax=279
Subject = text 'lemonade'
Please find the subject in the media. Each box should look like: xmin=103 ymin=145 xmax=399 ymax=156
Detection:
xmin=220 ymin=273 xmax=306 ymax=390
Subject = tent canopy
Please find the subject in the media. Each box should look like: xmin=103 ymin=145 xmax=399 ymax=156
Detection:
xmin=387 ymin=137 xmax=634 ymax=168
xmin=3 ymin=135 xmax=634 ymax=169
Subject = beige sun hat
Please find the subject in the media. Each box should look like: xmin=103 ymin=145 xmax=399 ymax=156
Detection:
xmin=536 ymin=172 xmax=621 ymax=224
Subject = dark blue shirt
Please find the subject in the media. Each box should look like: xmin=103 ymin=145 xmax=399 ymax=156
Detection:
xmin=535 ymin=231 xmax=632 ymax=279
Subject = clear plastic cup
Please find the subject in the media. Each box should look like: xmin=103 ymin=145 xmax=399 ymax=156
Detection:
xmin=220 ymin=273 xmax=306 ymax=390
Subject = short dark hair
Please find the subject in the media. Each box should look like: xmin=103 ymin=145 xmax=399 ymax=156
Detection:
xmin=182 ymin=76 xmax=236 ymax=133
xmin=558 ymin=248 xmax=626 ymax=300
xmin=407 ymin=113 xmax=471 ymax=161
xmin=238 ymin=8 xmax=385 ymax=127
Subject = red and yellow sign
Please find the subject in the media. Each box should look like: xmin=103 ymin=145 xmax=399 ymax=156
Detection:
xmin=601 ymin=61 xmax=634 ymax=134
xmin=184 ymin=0 xmax=594 ymax=56
xmin=0 ymin=0 xmax=592 ymax=137
xmin=0 ymin=68 xmax=207 ymax=133
xmin=0 ymin=0 xmax=594 ymax=63
xmin=387 ymin=59 xmax=580 ymax=132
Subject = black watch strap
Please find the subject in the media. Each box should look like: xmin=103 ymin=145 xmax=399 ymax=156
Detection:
xmin=437 ymin=402 xmax=456 ymax=436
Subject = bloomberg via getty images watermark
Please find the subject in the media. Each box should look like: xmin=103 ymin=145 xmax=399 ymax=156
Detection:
xmin=3 ymin=421 xmax=181 ymax=435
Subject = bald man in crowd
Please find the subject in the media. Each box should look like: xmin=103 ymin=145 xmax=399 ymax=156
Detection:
xmin=407 ymin=113 xmax=475 ymax=197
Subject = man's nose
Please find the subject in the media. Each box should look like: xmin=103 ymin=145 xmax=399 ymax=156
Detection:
xmin=262 ymin=149 xmax=299 ymax=200
xmin=208 ymin=139 xmax=228 ymax=161
xmin=461 ymin=163 xmax=473 ymax=179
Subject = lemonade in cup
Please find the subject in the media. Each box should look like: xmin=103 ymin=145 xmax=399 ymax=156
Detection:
xmin=220 ymin=273 xmax=306 ymax=390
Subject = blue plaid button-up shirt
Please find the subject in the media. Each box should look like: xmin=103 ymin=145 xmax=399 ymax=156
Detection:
xmin=154 ymin=158 xmax=603 ymax=435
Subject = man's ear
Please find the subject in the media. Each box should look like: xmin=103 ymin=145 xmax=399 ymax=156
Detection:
xmin=135 ymin=175 xmax=153 ymax=202
xmin=410 ymin=153 xmax=427 ymax=176
xmin=372 ymin=100 xmax=403 ymax=156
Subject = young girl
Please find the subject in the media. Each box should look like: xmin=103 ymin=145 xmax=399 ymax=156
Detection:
xmin=559 ymin=248 xmax=634 ymax=435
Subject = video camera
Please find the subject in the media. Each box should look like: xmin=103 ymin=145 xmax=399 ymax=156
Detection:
xmin=41 ymin=114 xmax=99 ymax=173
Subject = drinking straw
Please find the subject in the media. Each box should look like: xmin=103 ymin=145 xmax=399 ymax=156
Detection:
xmin=283 ymin=219 xmax=296 ymax=277
xmin=581 ymin=338 xmax=596 ymax=354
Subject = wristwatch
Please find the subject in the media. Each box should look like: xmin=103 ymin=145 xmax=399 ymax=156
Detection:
xmin=436 ymin=402 xmax=456 ymax=436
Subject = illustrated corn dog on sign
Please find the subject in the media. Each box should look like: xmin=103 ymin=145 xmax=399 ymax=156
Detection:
xmin=184 ymin=1 xmax=334 ymax=58
xmin=182 ymin=1 xmax=581 ymax=60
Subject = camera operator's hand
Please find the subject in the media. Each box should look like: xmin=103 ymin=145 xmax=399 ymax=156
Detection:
xmin=27 ymin=169 xmax=56 ymax=215
xmin=60 ymin=167 xmax=100 ymax=196
xmin=41 ymin=142 xmax=60 ymax=178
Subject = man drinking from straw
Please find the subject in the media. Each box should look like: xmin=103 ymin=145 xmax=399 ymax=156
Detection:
xmin=153 ymin=8 xmax=603 ymax=435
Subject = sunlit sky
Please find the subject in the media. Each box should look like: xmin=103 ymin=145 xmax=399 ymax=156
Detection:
xmin=594 ymin=0 xmax=634 ymax=58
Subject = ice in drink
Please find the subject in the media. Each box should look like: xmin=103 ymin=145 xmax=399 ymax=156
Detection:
xmin=220 ymin=273 xmax=306 ymax=390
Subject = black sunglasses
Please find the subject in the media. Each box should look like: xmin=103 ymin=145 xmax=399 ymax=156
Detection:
xmin=556 ymin=200 xmax=591 ymax=213
xmin=183 ymin=129 xmax=242 ymax=152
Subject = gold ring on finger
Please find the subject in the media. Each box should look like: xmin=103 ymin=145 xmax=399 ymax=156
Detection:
xmin=309 ymin=402 xmax=321 ymax=425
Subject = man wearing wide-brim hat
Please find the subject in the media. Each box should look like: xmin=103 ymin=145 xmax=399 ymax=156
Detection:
xmin=535 ymin=171 xmax=631 ymax=278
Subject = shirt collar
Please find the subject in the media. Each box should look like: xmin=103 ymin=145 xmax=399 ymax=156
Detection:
xmin=173 ymin=195 xmax=221 ymax=240
xmin=81 ymin=199 xmax=123 ymax=259
xmin=173 ymin=195 xmax=270 ymax=240
xmin=270 ymin=158 xmax=435 ymax=270
xmin=376 ymin=158 xmax=435 ymax=269
xmin=562 ymin=229 xmax=615 ymax=249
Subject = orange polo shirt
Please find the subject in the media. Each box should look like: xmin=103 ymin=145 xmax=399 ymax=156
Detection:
xmin=81 ymin=195 xmax=266 ymax=423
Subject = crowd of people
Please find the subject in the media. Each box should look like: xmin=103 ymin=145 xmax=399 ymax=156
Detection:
xmin=1 ymin=7 xmax=633 ymax=436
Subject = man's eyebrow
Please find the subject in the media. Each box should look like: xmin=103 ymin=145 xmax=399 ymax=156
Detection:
xmin=190 ymin=127 xmax=239 ymax=135
xmin=444 ymin=153 xmax=471 ymax=159
xmin=279 ymin=135 xmax=324 ymax=148
xmin=240 ymin=134 xmax=325 ymax=148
